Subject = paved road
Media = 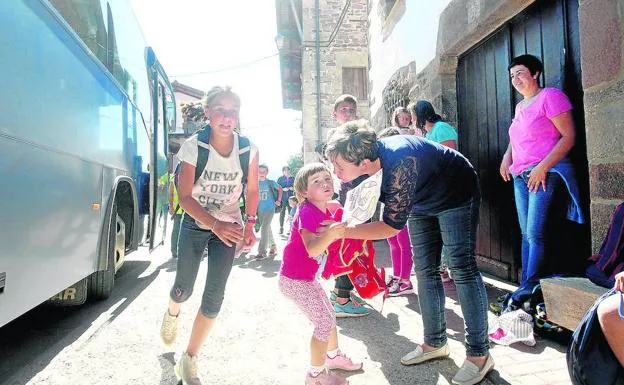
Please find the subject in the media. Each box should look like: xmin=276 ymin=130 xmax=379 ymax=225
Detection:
xmin=0 ymin=219 xmax=572 ymax=385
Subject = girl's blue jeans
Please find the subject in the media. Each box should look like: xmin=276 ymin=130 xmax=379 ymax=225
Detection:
xmin=169 ymin=214 xmax=236 ymax=318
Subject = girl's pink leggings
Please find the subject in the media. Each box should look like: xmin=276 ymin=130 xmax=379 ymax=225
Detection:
xmin=387 ymin=226 xmax=413 ymax=280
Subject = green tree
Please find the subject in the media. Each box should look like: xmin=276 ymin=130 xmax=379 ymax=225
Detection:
xmin=286 ymin=153 xmax=304 ymax=178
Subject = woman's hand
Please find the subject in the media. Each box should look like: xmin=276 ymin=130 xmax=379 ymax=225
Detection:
xmin=327 ymin=221 xmax=347 ymax=241
xmin=615 ymin=272 xmax=624 ymax=293
xmin=528 ymin=163 xmax=548 ymax=192
xmin=500 ymin=153 xmax=512 ymax=182
xmin=212 ymin=220 xmax=244 ymax=247
xmin=316 ymin=219 xmax=334 ymax=237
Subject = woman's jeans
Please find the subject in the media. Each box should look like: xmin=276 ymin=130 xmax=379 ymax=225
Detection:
xmin=407 ymin=196 xmax=489 ymax=357
xmin=512 ymin=171 xmax=562 ymax=302
xmin=170 ymin=214 xmax=236 ymax=319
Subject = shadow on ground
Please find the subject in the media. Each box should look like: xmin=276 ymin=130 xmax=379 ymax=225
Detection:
xmin=0 ymin=253 xmax=172 ymax=385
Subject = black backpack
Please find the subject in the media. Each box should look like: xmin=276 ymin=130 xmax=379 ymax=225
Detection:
xmin=567 ymin=289 xmax=624 ymax=385
xmin=194 ymin=125 xmax=251 ymax=185
xmin=174 ymin=125 xmax=251 ymax=212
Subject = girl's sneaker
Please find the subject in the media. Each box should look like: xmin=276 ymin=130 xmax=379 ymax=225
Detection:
xmin=326 ymin=350 xmax=363 ymax=371
xmin=160 ymin=310 xmax=178 ymax=346
xmin=440 ymin=269 xmax=452 ymax=283
xmin=388 ymin=280 xmax=414 ymax=296
xmin=305 ymin=368 xmax=348 ymax=385
xmin=385 ymin=275 xmax=398 ymax=287
xmin=175 ymin=352 xmax=202 ymax=385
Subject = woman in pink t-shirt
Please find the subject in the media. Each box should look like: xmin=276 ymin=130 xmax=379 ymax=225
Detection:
xmin=499 ymin=54 xmax=577 ymax=307
xmin=279 ymin=163 xmax=362 ymax=385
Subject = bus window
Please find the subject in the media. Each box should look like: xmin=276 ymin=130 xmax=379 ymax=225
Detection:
xmin=49 ymin=0 xmax=108 ymax=65
xmin=107 ymin=1 xmax=150 ymax=113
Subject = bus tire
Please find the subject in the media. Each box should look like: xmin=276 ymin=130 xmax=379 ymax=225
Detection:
xmin=88 ymin=204 xmax=117 ymax=300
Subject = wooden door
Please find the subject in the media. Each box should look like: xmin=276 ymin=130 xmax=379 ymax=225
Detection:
xmin=457 ymin=0 xmax=587 ymax=281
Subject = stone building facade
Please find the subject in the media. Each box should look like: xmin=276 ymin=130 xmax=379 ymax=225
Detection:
xmin=368 ymin=0 xmax=624 ymax=277
xmin=276 ymin=0 xmax=370 ymax=162
xmin=169 ymin=81 xmax=204 ymax=158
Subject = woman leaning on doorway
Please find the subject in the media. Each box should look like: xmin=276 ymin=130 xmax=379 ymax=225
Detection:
xmin=499 ymin=54 xmax=584 ymax=309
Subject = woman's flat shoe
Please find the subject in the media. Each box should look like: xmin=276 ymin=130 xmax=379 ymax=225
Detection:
xmin=452 ymin=354 xmax=495 ymax=385
xmin=400 ymin=343 xmax=450 ymax=365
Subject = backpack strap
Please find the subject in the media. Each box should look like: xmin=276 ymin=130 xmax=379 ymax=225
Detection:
xmin=237 ymin=134 xmax=251 ymax=185
xmin=194 ymin=125 xmax=251 ymax=200
xmin=194 ymin=125 xmax=212 ymax=183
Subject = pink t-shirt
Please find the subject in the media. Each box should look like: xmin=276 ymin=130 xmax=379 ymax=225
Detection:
xmin=280 ymin=202 xmax=331 ymax=281
xmin=508 ymin=87 xmax=572 ymax=174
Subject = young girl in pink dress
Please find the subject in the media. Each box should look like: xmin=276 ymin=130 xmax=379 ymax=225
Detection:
xmin=279 ymin=163 xmax=362 ymax=385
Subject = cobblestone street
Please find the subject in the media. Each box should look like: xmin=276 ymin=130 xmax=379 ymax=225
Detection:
xmin=0 ymin=219 xmax=572 ymax=385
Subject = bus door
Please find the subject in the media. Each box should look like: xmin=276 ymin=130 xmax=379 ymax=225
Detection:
xmin=149 ymin=73 xmax=172 ymax=251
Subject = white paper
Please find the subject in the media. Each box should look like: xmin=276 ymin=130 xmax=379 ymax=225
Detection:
xmin=342 ymin=169 xmax=383 ymax=226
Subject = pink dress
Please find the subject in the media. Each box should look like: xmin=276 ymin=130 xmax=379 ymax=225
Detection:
xmin=279 ymin=202 xmax=336 ymax=341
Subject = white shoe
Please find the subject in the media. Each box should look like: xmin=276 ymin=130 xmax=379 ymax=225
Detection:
xmin=175 ymin=352 xmax=202 ymax=385
xmin=452 ymin=355 xmax=494 ymax=385
xmin=160 ymin=310 xmax=178 ymax=346
xmin=400 ymin=343 xmax=450 ymax=365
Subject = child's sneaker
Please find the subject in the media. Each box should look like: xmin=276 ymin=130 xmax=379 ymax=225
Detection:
xmin=305 ymin=368 xmax=348 ymax=385
xmin=254 ymin=252 xmax=268 ymax=261
xmin=326 ymin=350 xmax=363 ymax=371
xmin=160 ymin=310 xmax=178 ymax=346
xmin=440 ymin=269 xmax=452 ymax=283
xmin=330 ymin=291 xmax=367 ymax=307
xmin=388 ymin=280 xmax=414 ymax=297
xmin=334 ymin=299 xmax=370 ymax=318
xmin=268 ymin=245 xmax=277 ymax=257
xmin=385 ymin=275 xmax=398 ymax=287
xmin=175 ymin=352 xmax=202 ymax=385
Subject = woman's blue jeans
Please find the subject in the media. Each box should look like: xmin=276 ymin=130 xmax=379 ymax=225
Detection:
xmin=512 ymin=171 xmax=562 ymax=302
xmin=407 ymin=196 xmax=489 ymax=357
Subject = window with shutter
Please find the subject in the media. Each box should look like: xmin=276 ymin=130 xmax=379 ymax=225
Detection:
xmin=342 ymin=67 xmax=368 ymax=101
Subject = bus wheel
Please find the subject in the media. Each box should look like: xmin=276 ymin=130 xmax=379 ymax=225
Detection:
xmin=88 ymin=204 xmax=118 ymax=300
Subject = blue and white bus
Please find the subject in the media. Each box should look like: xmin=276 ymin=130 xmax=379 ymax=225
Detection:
xmin=0 ymin=0 xmax=174 ymax=327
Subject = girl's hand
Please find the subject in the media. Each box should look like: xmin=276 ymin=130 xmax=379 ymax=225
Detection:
xmin=499 ymin=153 xmax=512 ymax=181
xmin=528 ymin=164 xmax=548 ymax=192
xmin=615 ymin=272 xmax=624 ymax=293
xmin=243 ymin=223 xmax=256 ymax=248
xmin=212 ymin=221 xmax=244 ymax=247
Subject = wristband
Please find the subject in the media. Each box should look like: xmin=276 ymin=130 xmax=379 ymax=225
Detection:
xmin=246 ymin=215 xmax=257 ymax=224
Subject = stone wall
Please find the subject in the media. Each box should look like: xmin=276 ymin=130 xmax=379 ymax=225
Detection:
xmin=578 ymin=0 xmax=624 ymax=251
xmin=301 ymin=0 xmax=369 ymax=162
xmin=371 ymin=0 xmax=624 ymax=253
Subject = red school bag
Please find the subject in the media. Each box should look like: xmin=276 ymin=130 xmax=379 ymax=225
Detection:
xmin=346 ymin=239 xmax=387 ymax=300
xmin=322 ymin=207 xmax=387 ymax=300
